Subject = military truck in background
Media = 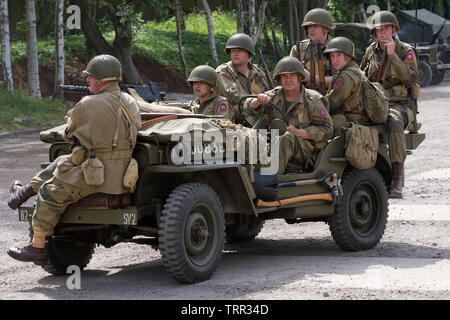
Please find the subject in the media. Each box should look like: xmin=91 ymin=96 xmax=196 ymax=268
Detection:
xmin=397 ymin=9 xmax=450 ymax=87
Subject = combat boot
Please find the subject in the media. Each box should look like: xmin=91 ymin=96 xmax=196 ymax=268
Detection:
xmin=388 ymin=162 xmax=404 ymax=199
xmin=8 ymin=180 xmax=37 ymax=210
xmin=7 ymin=226 xmax=49 ymax=263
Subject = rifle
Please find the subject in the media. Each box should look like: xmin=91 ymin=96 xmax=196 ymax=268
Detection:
xmin=257 ymin=44 xmax=274 ymax=90
xmin=59 ymin=82 xmax=166 ymax=102
xmin=140 ymin=112 xmax=224 ymax=128
xmin=309 ymin=41 xmax=316 ymax=88
xmin=375 ymin=47 xmax=387 ymax=82
xmin=316 ymin=41 xmax=326 ymax=95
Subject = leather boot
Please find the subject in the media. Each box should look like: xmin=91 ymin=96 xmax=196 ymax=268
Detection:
xmin=7 ymin=226 xmax=49 ymax=263
xmin=8 ymin=180 xmax=37 ymax=210
xmin=389 ymin=162 xmax=404 ymax=199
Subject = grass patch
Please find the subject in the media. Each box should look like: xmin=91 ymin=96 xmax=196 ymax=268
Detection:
xmin=0 ymin=89 xmax=69 ymax=134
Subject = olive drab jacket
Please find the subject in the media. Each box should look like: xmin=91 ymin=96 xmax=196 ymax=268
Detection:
xmin=54 ymin=84 xmax=141 ymax=194
xmin=244 ymin=86 xmax=333 ymax=149
xmin=325 ymin=60 xmax=368 ymax=122
xmin=215 ymin=61 xmax=269 ymax=106
xmin=289 ymin=35 xmax=335 ymax=79
xmin=360 ymin=38 xmax=419 ymax=102
xmin=189 ymin=92 xmax=236 ymax=122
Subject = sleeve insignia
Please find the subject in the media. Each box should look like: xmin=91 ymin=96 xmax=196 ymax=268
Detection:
xmin=333 ymin=78 xmax=341 ymax=89
xmin=219 ymin=103 xmax=227 ymax=112
xmin=406 ymin=52 xmax=415 ymax=61
xmin=317 ymin=106 xmax=327 ymax=118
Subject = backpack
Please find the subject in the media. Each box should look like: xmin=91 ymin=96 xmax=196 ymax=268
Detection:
xmin=348 ymin=69 xmax=389 ymax=124
xmin=344 ymin=123 xmax=379 ymax=169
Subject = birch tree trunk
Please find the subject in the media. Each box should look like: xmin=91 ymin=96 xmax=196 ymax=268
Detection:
xmin=174 ymin=0 xmax=185 ymax=31
xmin=236 ymin=0 xmax=244 ymax=33
xmin=200 ymin=0 xmax=218 ymax=63
xmin=174 ymin=0 xmax=188 ymax=76
xmin=54 ymin=0 xmax=64 ymax=98
xmin=248 ymin=0 xmax=256 ymax=38
xmin=0 ymin=0 xmax=13 ymax=91
xmin=251 ymin=1 xmax=268 ymax=43
xmin=26 ymin=0 xmax=41 ymax=98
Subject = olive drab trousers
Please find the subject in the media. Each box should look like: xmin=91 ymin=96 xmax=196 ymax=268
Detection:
xmin=388 ymin=102 xmax=413 ymax=163
xmin=276 ymin=132 xmax=315 ymax=174
xmin=29 ymin=155 xmax=95 ymax=236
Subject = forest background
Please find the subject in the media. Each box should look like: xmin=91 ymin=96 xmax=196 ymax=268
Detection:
xmin=0 ymin=0 xmax=448 ymax=132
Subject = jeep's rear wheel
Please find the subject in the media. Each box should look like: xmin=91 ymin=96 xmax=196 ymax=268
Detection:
xmin=329 ymin=168 xmax=388 ymax=251
xmin=159 ymin=183 xmax=224 ymax=284
xmin=39 ymin=236 xmax=95 ymax=275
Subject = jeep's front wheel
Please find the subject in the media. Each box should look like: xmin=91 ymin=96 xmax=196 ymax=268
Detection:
xmin=329 ymin=168 xmax=388 ymax=251
xmin=159 ymin=183 xmax=224 ymax=284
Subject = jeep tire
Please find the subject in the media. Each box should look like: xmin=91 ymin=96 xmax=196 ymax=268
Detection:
xmin=328 ymin=167 xmax=388 ymax=251
xmin=159 ymin=183 xmax=224 ymax=284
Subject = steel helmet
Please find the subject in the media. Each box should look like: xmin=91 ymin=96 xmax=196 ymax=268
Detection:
xmin=273 ymin=56 xmax=306 ymax=81
xmin=369 ymin=11 xmax=400 ymax=34
xmin=225 ymin=33 xmax=255 ymax=56
xmin=187 ymin=65 xmax=217 ymax=87
xmin=301 ymin=8 xmax=334 ymax=31
xmin=82 ymin=54 xmax=122 ymax=81
xmin=324 ymin=37 xmax=356 ymax=60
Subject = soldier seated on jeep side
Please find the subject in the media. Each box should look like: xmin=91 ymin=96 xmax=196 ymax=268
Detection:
xmin=323 ymin=37 xmax=376 ymax=134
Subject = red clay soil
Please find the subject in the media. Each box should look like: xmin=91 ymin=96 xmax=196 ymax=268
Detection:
xmin=2 ymin=52 xmax=191 ymax=101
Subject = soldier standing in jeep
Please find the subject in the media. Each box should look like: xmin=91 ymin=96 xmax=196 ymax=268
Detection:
xmin=7 ymin=54 xmax=141 ymax=264
xmin=215 ymin=33 xmax=269 ymax=126
xmin=360 ymin=11 xmax=420 ymax=199
xmin=289 ymin=8 xmax=335 ymax=94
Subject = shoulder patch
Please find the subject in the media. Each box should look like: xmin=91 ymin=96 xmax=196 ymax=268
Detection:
xmin=406 ymin=52 xmax=415 ymax=61
xmin=333 ymin=78 xmax=342 ymax=89
xmin=317 ymin=106 xmax=327 ymax=118
xmin=218 ymin=102 xmax=227 ymax=112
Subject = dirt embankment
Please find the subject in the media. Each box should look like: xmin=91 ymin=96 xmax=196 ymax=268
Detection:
xmin=4 ymin=52 xmax=191 ymax=100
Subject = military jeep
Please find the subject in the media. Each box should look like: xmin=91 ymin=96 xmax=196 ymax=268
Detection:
xmin=17 ymin=105 xmax=425 ymax=284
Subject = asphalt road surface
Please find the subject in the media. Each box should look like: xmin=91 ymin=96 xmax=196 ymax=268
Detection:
xmin=0 ymin=82 xmax=449 ymax=301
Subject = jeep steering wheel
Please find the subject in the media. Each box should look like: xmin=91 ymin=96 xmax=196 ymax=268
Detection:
xmin=238 ymin=95 xmax=290 ymax=129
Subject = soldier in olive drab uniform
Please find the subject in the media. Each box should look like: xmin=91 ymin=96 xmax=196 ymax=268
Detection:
xmin=187 ymin=65 xmax=235 ymax=122
xmin=7 ymin=55 xmax=141 ymax=263
xmin=323 ymin=37 xmax=372 ymax=133
xmin=215 ymin=33 xmax=269 ymax=125
xmin=289 ymin=8 xmax=335 ymax=91
xmin=360 ymin=11 xmax=419 ymax=199
xmin=244 ymin=57 xmax=333 ymax=174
